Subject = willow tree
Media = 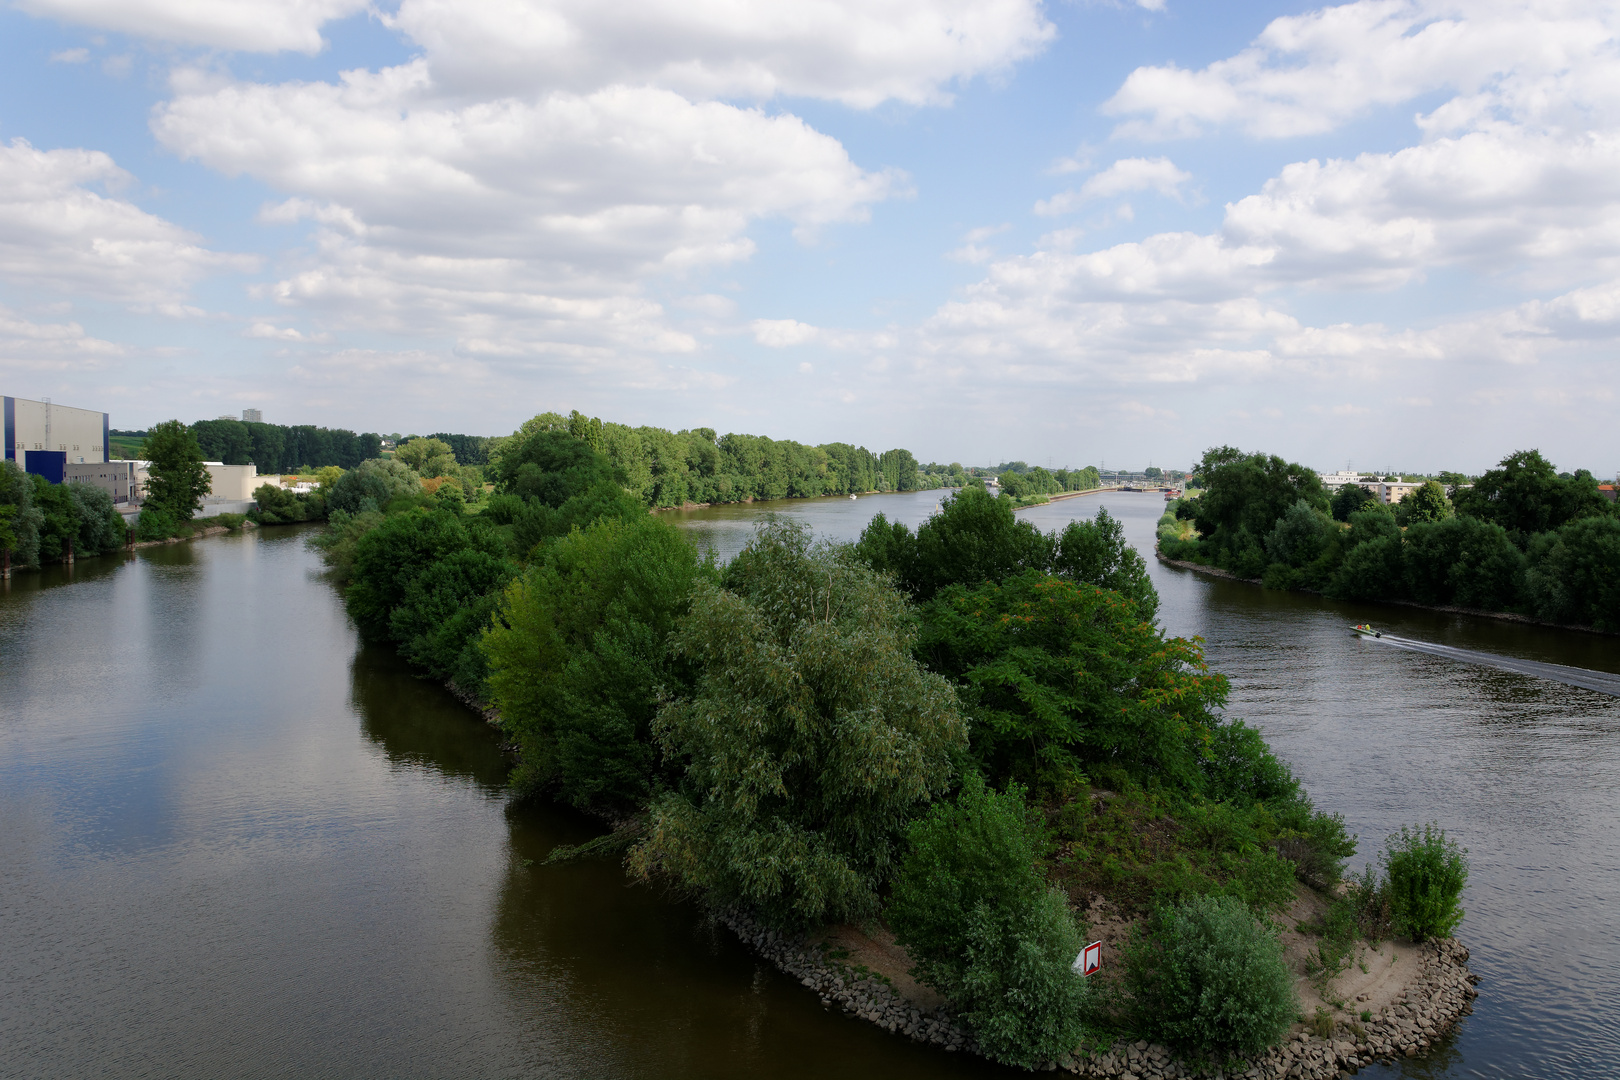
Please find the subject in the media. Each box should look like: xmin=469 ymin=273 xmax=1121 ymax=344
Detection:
xmin=631 ymin=519 xmax=966 ymax=928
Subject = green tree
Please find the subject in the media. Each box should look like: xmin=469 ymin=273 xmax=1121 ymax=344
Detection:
xmin=630 ymin=519 xmax=967 ymax=928
xmin=1453 ymin=449 xmax=1612 ymax=541
xmin=1050 ymin=508 xmax=1159 ymax=624
xmin=916 ymin=572 xmax=1227 ymax=795
xmin=483 ymin=515 xmax=710 ymax=808
xmin=1523 ymin=517 xmax=1620 ymax=631
xmin=1395 ymin=480 xmax=1453 ymax=526
xmin=1264 ymin=499 xmax=1335 ymax=569
xmin=327 ymin=458 xmax=423 ymax=515
xmin=142 ymin=420 xmax=211 ymax=522
xmin=0 ymin=461 xmax=42 ymax=573
xmin=1381 ymin=824 xmax=1468 ymax=940
xmin=887 ymin=775 xmax=1088 ymax=1067
xmin=1192 ymin=448 xmax=1328 ymax=574
xmin=1330 ymin=483 xmax=1379 ymax=522
xmin=395 ymin=436 xmax=457 ymax=477
xmin=1401 ymin=516 xmax=1524 ymax=610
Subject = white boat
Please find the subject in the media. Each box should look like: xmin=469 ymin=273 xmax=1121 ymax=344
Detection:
xmin=849 ymin=493 xmax=857 ymax=500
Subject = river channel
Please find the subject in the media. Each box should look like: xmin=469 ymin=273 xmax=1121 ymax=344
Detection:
xmin=2 ymin=491 xmax=1616 ymax=1078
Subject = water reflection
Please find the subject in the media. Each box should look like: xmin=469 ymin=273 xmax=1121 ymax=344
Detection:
xmin=350 ymin=643 xmax=511 ymax=789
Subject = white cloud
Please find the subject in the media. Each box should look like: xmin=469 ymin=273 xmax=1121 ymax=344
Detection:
xmin=947 ymin=243 xmax=995 ymax=264
xmin=1036 ymin=156 xmax=1193 ymax=215
xmin=49 ymin=47 xmax=88 ymax=63
xmin=18 ymin=0 xmax=368 ymax=54
xmin=0 ymin=138 xmax=253 ymax=304
xmin=0 ymin=305 xmax=125 ymax=369
xmin=1103 ymin=0 xmax=1620 ymax=140
xmin=153 ymin=68 xmax=902 ymax=354
xmin=384 ymin=0 xmax=1054 ymax=107
xmin=751 ymin=318 xmax=820 ymax=347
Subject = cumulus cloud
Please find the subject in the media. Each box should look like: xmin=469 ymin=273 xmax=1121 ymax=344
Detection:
xmin=1103 ymin=0 xmax=1619 ymax=140
xmin=18 ymin=0 xmax=367 ymax=54
xmin=751 ymin=319 xmax=820 ymax=347
xmin=0 ymin=305 xmax=125 ymax=369
xmin=153 ymin=65 xmax=902 ymax=354
xmin=0 ymin=138 xmax=253 ymax=305
xmin=1036 ymin=156 xmax=1194 ymax=215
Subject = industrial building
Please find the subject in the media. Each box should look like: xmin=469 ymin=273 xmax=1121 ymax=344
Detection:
xmin=3 ymin=395 xmax=109 ymax=482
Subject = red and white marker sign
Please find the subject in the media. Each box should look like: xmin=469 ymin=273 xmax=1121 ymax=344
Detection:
xmin=1073 ymin=941 xmax=1102 ymax=977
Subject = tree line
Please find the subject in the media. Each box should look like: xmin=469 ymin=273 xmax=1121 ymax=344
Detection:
xmin=1160 ymin=447 xmax=1620 ymax=631
xmin=308 ymin=417 xmax=1453 ymax=1068
xmin=189 ymin=418 xmax=383 ymax=473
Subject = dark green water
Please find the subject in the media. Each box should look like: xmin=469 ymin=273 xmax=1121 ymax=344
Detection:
xmin=2 ymin=494 xmax=1616 ymax=1077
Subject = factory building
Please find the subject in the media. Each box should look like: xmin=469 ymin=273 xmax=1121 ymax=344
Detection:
xmin=3 ymin=395 xmax=109 ymax=482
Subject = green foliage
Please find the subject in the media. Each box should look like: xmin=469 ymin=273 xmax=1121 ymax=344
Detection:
xmin=1381 ymin=824 xmax=1468 ymax=940
xmin=326 ymin=458 xmax=424 ymax=516
xmin=394 ymin=436 xmax=457 ymax=477
xmin=252 ymin=482 xmax=326 ymax=524
xmin=1192 ymin=447 xmax=1329 ymax=569
xmin=1523 ymin=516 xmax=1620 ymax=631
xmin=135 ymin=505 xmax=180 ymax=541
xmin=345 ymin=508 xmax=483 ymax=642
xmin=1401 ymin=516 xmax=1523 ymax=610
xmin=1125 ymin=894 xmax=1297 ymax=1062
xmin=1264 ymin=499 xmax=1335 ymax=569
xmin=1395 ymin=480 xmax=1453 ymax=526
xmin=887 ymin=774 xmax=1088 ymax=1067
xmin=192 ymin=417 xmax=380 ymax=474
xmin=482 ymin=515 xmax=710 ymax=809
xmin=390 ymin=548 xmax=516 ymax=690
xmin=1325 ymin=533 xmax=1403 ymax=601
xmin=630 ymin=519 xmax=966 ymax=928
xmin=1453 ymin=449 xmax=1613 ymax=541
xmin=0 ymin=460 xmax=44 ymax=569
xmin=1052 ymin=508 xmax=1159 ymax=624
xmin=311 ymin=508 xmax=385 ymax=581
xmin=142 ymin=420 xmax=212 ymax=522
xmin=916 ymin=572 xmax=1226 ymax=796
xmin=1330 ymin=483 xmax=1379 ymax=522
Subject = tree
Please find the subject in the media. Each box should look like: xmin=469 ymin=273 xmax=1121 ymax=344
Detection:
xmin=630 ymin=519 xmax=966 ymax=928
xmin=0 ymin=461 xmax=43 ymax=574
xmin=395 ymin=436 xmax=457 ymax=477
xmin=1524 ymin=517 xmax=1620 ymax=631
xmin=1330 ymin=483 xmax=1379 ymax=522
xmin=142 ymin=420 xmax=211 ymax=522
xmin=1395 ymin=480 xmax=1453 ymax=526
xmin=1453 ymin=449 xmax=1611 ymax=541
xmin=1145 ymin=466 xmax=1163 ymax=479
xmin=1192 ymin=447 xmax=1328 ymax=573
xmin=916 ymin=572 xmax=1228 ymax=794
xmin=887 ymin=775 xmax=1088 ymax=1067
xmin=327 ymin=458 xmax=423 ymax=515
xmin=1050 ymin=507 xmax=1159 ymax=624
xmin=483 ymin=515 xmax=710 ymax=808
xmin=1264 ymin=499 xmax=1335 ymax=569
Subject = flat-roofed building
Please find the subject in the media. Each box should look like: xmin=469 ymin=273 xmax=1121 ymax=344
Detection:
xmin=3 ymin=395 xmax=109 ymax=482
xmin=64 ymin=460 xmax=140 ymax=504
xmin=242 ymin=408 xmax=262 ymax=423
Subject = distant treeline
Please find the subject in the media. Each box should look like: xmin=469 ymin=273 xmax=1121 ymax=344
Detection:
xmin=190 ymin=419 xmax=382 ymax=473
xmin=1160 ymin=447 xmax=1620 ymax=632
xmin=426 ymin=411 xmax=964 ymax=508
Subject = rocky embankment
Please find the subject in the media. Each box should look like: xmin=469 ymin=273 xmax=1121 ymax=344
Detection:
xmin=722 ymin=911 xmax=1476 ymax=1078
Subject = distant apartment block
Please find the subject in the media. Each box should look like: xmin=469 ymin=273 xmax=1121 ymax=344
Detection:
xmin=242 ymin=408 xmax=262 ymax=423
xmin=3 ymin=394 xmax=109 ymax=482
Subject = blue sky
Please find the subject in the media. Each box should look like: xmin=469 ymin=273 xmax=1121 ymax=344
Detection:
xmin=1 ymin=0 xmax=1617 ymax=476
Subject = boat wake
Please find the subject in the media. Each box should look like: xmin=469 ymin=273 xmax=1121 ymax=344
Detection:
xmin=1363 ymin=634 xmax=1620 ymax=697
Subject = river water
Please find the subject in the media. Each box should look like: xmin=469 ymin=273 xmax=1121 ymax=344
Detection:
xmin=1 ymin=493 xmax=1615 ymax=1078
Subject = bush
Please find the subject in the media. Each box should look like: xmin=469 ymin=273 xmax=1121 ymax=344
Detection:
xmin=887 ymin=775 xmax=1088 ymax=1068
xmin=135 ymin=505 xmax=179 ymax=541
xmin=629 ymin=519 xmax=966 ymax=928
xmin=1126 ymin=894 xmax=1296 ymax=1062
xmin=1382 ymin=824 xmax=1467 ymax=940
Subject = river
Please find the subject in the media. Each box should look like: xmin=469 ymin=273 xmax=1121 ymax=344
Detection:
xmin=1 ymin=492 xmax=1615 ymax=1078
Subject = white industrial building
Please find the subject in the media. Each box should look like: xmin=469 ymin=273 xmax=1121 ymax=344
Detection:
xmin=3 ymin=395 xmax=109 ymax=482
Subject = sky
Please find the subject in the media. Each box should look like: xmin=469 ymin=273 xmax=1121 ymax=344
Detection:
xmin=0 ymin=0 xmax=1617 ymax=476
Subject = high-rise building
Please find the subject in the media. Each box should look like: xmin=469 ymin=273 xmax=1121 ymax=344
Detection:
xmin=242 ymin=408 xmax=262 ymax=423
xmin=2 ymin=395 xmax=109 ymax=483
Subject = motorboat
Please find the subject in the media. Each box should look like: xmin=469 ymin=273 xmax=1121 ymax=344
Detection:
xmin=1351 ymin=623 xmax=1382 ymax=638
xmin=849 ymin=493 xmax=857 ymax=500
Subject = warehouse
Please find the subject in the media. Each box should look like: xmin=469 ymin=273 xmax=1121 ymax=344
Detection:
xmin=2 ymin=395 xmax=109 ymax=482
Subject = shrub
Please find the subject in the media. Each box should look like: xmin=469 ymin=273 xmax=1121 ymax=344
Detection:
xmin=629 ymin=519 xmax=966 ymax=928
xmin=1382 ymin=824 xmax=1467 ymax=940
xmin=887 ymin=774 xmax=1088 ymax=1068
xmin=1126 ymin=894 xmax=1296 ymax=1062
xmin=135 ymin=505 xmax=179 ymax=541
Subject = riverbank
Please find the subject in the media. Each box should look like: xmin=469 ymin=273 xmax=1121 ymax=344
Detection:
xmin=130 ymin=516 xmax=258 ymax=550
xmin=725 ymin=894 xmax=1475 ymax=1077
xmin=1011 ymin=487 xmax=1107 ymax=510
xmin=1154 ymin=550 xmax=1612 ymax=636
